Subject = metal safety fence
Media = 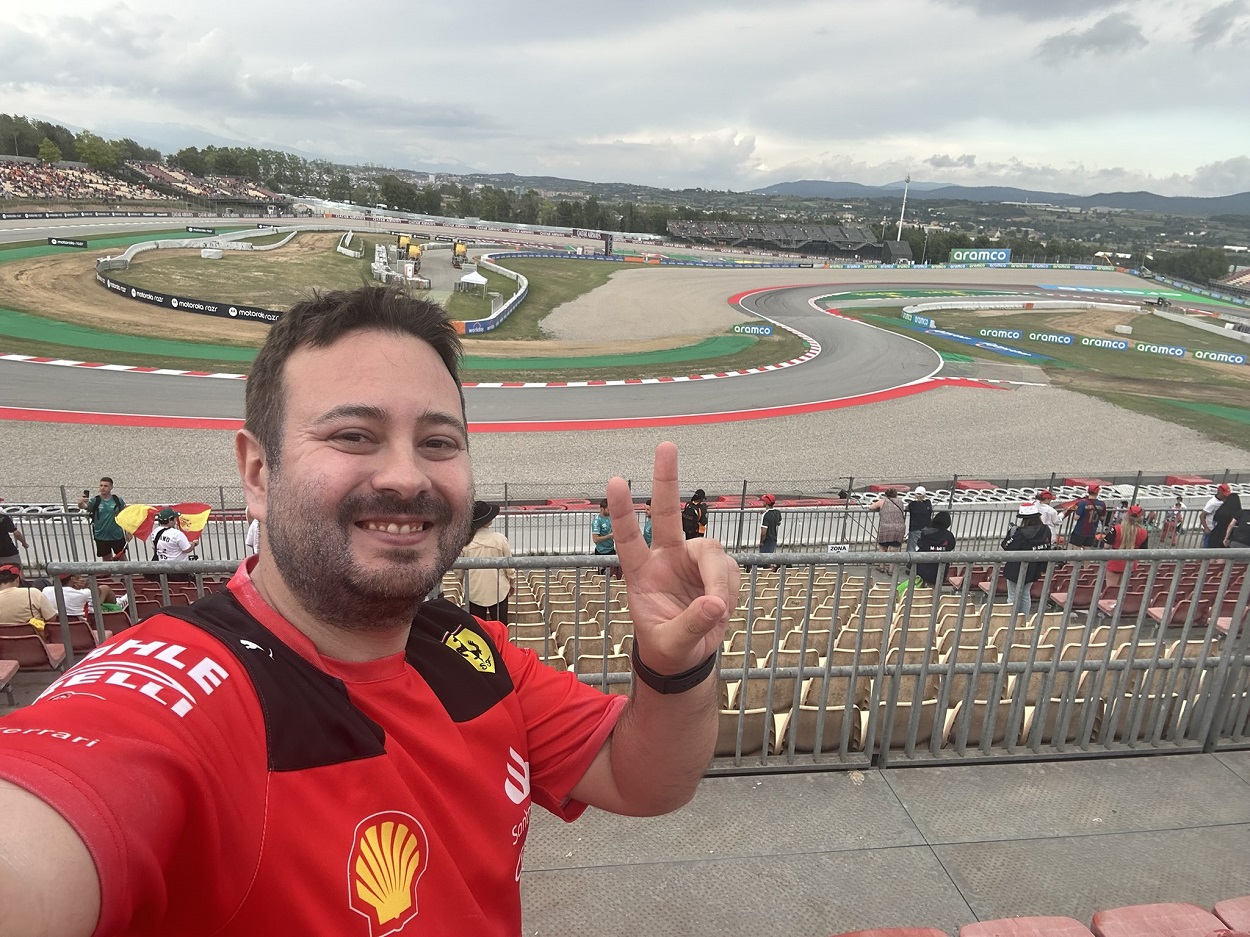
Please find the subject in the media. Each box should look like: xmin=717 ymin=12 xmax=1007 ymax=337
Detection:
xmin=23 ymin=547 xmax=1250 ymax=776
xmin=3 ymin=503 xmax=1226 ymax=571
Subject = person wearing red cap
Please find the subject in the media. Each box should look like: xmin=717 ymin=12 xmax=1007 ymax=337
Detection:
xmin=1203 ymin=483 xmax=1231 ymax=548
xmin=1063 ymin=484 xmax=1107 ymax=549
xmin=758 ymin=494 xmax=781 ymax=555
xmin=0 ymin=563 xmax=55 ymax=627
xmin=1213 ymin=487 xmax=1243 ymax=549
xmin=1106 ymin=504 xmax=1150 ymax=587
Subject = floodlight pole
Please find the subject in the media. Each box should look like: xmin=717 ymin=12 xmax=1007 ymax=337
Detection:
xmin=895 ymin=173 xmax=910 ymax=242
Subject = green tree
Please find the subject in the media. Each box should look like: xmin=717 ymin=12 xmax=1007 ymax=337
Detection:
xmin=74 ymin=131 xmax=118 ymax=171
xmin=1151 ymin=246 xmax=1229 ymax=283
xmin=417 ymin=185 xmax=442 ymax=215
xmin=327 ymin=173 xmax=352 ymax=202
xmin=170 ymin=147 xmax=208 ymax=177
xmin=37 ymin=137 xmax=62 ymax=164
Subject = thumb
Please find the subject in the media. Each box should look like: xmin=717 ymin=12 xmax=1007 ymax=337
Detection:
xmin=639 ymin=595 xmax=725 ymax=673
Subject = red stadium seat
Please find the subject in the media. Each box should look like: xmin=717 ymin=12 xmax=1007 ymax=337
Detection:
xmin=1091 ymin=902 xmax=1222 ymax=937
xmin=962 ymin=918 xmax=1094 ymax=937
xmin=1216 ymin=896 xmax=1250 ymax=930
xmin=831 ymin=930 xmax=950 ymax=937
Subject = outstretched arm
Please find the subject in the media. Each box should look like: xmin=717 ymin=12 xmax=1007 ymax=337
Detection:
xmin=0 ymin=780 xmax=100 ymax=937
xmin=569 ymin=442 xmax=739 ymax=816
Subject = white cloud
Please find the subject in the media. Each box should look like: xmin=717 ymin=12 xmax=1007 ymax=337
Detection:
xmin=0 ymin=0 xmax=1247 ymax=196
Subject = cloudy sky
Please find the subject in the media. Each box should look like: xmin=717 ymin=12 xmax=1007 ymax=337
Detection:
xmin=2 ymin=0 xmax=1249 ymax=196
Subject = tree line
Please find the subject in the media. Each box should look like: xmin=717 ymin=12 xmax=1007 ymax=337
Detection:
xmin=1147 ymin=246 xmax=1230 ymax=284
xmin=0 ymin=114 xmax=160 ymax=170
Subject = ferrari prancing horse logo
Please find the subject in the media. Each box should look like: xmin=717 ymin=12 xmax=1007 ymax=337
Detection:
xmin=444 ymin=627 xmax=495 ymax=673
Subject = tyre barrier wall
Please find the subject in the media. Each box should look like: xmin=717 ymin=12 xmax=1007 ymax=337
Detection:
xmin=0 ymin=210 xmax=187 ymax=221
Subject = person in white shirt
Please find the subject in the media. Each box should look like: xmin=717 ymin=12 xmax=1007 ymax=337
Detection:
xmin=149 ymin=509 xmax=195 ymax=581
xmin=459 ymin=501 xmax=516 ymax=624
xmin=1036 ymin=490 xmax=1062 ymax=547
xmin=41 ymin=574 xmax=121 ymax=618
xmin=1201 ymin=484 xmax=1229 ymax=548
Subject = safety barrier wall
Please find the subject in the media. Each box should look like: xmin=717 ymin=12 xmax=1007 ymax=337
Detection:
xmin=38 ymin=548 xmax=1250 ymax=772
xmin=469 ymin=254 xmax=529 ymax=334
xmin=10 ymin=497 xmax=1243 ymax=571
xmin=336 ymin=230 xmax=363 ymax=259
xmin=1152 ymin=308 xmax=1250 ymax=348
xmin=902 ymin=300 xmax=1140 ymax=315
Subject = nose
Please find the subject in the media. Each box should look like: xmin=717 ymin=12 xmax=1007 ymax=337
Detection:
xmin=369 ymin=441 xmax=434 ymax=501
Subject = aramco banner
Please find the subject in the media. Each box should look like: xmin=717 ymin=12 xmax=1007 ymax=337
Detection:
xmin=949 ymin=248 xmax=1012 ymax=264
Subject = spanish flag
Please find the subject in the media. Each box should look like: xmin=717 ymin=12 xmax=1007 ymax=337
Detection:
xmin=116 ymin=503 xmax=213 ymax=543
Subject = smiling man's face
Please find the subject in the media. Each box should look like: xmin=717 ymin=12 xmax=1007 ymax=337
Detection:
xmin=257 ymin=329 xmax=474 ymax=627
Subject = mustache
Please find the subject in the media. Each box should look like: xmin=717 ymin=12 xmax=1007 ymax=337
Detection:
xmin=337 ymin=492 xmax=456 ymax=526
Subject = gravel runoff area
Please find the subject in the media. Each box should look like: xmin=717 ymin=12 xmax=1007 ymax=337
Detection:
xmin=6 ymin=383 xmax=1248 ymax=500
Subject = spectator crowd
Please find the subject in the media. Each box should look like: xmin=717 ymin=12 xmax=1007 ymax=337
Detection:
xmin=0 ymin=159 xmax=167 ymax=202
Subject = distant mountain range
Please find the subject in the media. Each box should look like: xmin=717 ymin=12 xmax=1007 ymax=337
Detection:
xmin=752 ymin=180 xmax=1250 ymax=216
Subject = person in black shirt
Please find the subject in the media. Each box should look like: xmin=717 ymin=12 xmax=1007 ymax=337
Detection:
xmin=914 ymin=510 xmax=955 ymax=587
xmin=905 ymin=487 xmax=934 ymax=552
xmin=0 ymin=514 xmax=27 ymax=569
xmin=681 ymin=489 xmax=708 ymax=540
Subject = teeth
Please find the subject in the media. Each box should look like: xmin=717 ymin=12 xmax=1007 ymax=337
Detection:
xmin=363 ymin=521 xmax=422 ymax=534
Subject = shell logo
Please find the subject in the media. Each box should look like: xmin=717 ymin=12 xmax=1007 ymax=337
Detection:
xmin=347 ymin=812 xmax=430 ymax=937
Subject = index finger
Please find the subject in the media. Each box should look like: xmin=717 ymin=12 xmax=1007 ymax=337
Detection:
xmin=648 ymin=441 xmax=684 ymax=548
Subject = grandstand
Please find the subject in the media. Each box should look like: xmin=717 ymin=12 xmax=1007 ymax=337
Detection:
xmin=128 ymin=161 xmax=288 ymax=213
xmin=667 ymin=219 xmax=884 ymax=260
xmin=0 ymin=157 xmax=168 ymax=203
xmin=1216 ymin=266 xmax=1250 ymax=298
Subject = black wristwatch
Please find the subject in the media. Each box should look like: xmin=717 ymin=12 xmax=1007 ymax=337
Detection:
xmin=631 ymin=644 xmax=717 ymax=695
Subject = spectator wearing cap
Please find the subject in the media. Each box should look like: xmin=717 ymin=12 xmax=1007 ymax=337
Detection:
xmin=460 ymin=501 xmax=515 ymax=625
xmin=1203 ymin=483 xmax=1231 ymax=548
xmin=1106 ymin=505 xmax=1150 ymax=587
xmin=150 ymin=509 xmax=195 ymax=583
xmin=1213 ymin=487 xmax=1243 ymax=549
xmin=758 ymin=495 xmax=781 ymax=555
xmin=914 ymin=511 xmax=955 ymax=588
xmin=905 ymin=486 xmax=933 ymax=552
xmin=1036 ymin=491 xmax=1062 ymax=547
xmin=0 ymin=563 xmax=55 ymax=627
xmin=1063 ymin=484 xmax=1106 ymax=549
xmin=682 ymin=489 xmax=708 ymax=540
xmin=1001 ymin=502 xmax=1052 ymax=620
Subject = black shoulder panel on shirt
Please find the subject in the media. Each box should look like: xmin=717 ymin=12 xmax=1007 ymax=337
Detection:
xmin=407 ymin=598 xmax=516 ymax=723
xmin=163 ymin=591 xmax=386 ymax=772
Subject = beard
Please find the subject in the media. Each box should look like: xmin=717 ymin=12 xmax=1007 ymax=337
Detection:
xmin=264 ymin=475 xmax=474 ymax=632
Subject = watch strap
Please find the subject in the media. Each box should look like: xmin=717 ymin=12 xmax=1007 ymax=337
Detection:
xmin=630 ymin=643 xmax=717 ymax=695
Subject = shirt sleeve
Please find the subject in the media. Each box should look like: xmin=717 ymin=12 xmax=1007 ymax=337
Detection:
xmin=484 ymin=620 xmax=625 ymax=821
xmin=0 ymin=617 xmax=268 ymax=936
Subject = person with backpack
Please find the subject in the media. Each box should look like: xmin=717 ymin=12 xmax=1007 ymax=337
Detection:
xmin=681 ymin=489 xmax=708 ymax=540
xmin=758 ymin=494 xmax=781 ymax=554
xmin=77 ymin=477 xmax=129 ymax=561
xmin=1001 ymin=502 xmax=1052 ymax=620
xmin=150 ymin=508 xmax=195 ymax=581
xmin=1063 ymin=484 xmax=1106 ymax=549
xmin=1106 ymin=504 xmax=1150 ymax=587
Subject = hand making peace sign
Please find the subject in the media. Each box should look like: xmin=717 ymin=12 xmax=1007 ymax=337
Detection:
xmin=605 ymin=442 xmax=740 ymax=676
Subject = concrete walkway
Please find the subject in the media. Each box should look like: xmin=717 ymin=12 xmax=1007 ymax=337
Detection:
xmin=521 ymin=751 xmax=1250 ymax=936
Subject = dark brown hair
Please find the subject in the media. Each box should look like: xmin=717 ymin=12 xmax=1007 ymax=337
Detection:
xmin=245 ymin=286 xmax=464 ymax=466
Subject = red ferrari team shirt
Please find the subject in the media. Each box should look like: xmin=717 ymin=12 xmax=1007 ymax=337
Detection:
xmin=0 ymin=559 xmax=626 ymax=937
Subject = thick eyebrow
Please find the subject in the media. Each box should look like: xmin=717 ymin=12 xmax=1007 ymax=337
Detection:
xmin=311 ymin=404 xmax=468 ymax=440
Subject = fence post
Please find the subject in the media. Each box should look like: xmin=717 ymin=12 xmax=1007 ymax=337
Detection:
xmin=948 ymin=476 xmax=957 ymax=509
xmin=219 ymin=486 xmax=227 ymax=511
xmin=60 ymin=485 xmax=81 ymax=562
xmin=1130 ymin=471 xmax=1142 ymax=505
xmin=734 ymin=481 xmax=747 ymax=550
xmin=1049 ymin=472 xmax=1057 ymax=493
xmin=503 ymin=482 xmax=510 ymax=538
xmin=839 ymin=477 xmax=854 ymax=544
